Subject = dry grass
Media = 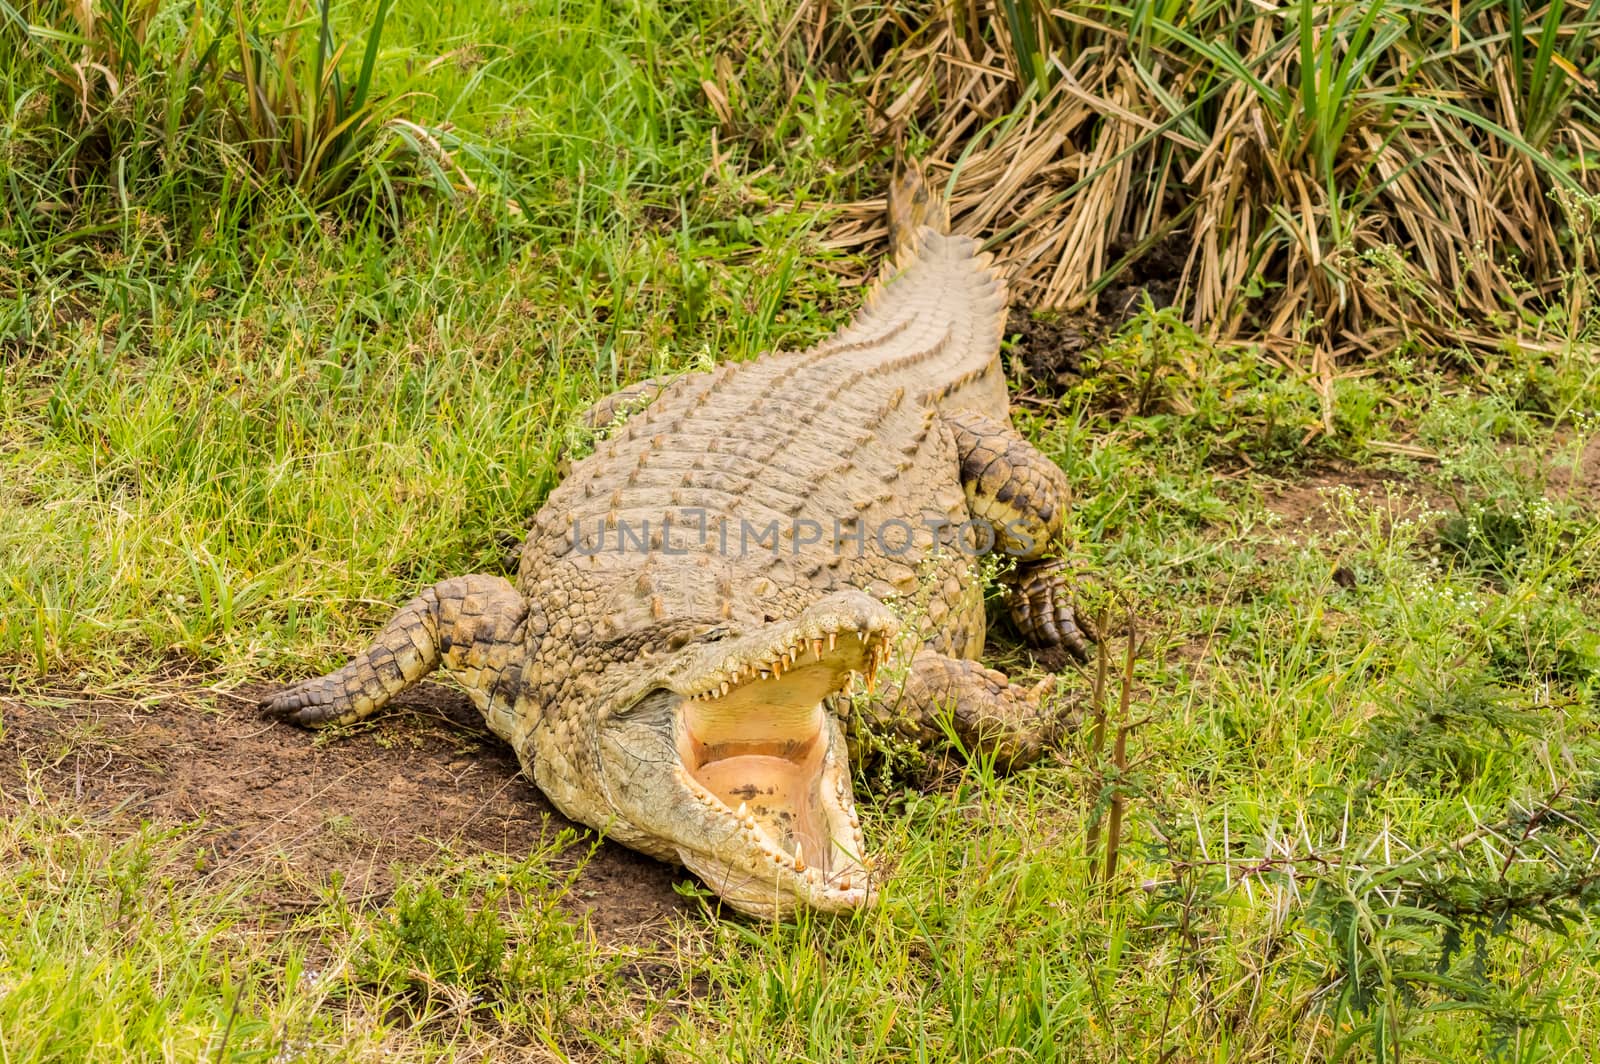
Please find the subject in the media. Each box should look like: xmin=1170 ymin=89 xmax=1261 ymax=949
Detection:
xmin=728 ymin=0 xmax=1600 ymax=360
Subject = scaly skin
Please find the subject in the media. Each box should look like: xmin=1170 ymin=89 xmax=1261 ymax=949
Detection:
xmin=854 ymin=651 xmax=1063 ymax=770
xmin=263 ymin=183 xmax=1093 ymax=918
xmin=265 ymin=575 xmax=528 ymax=727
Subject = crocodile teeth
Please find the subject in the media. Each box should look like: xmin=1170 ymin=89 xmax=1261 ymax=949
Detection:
xmin=811 ymin=639 xmax=823 ymax=660
xmin=827 ymin=632 xmax=837 ymax=651
xmin=839 ymin=875 xmax=851 ymax=891
xmin=719 ymin=681 xmax=730 ymax=697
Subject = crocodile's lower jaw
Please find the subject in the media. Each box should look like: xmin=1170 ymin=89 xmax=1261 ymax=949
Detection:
xmin=672 ymin=630 xmax=883 ymax=916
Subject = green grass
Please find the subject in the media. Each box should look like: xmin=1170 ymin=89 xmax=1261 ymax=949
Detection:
xmin=5 ymin=0 xmax=1600 ymax=1060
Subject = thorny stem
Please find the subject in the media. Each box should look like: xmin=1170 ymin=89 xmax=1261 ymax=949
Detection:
xmin=1103 ymin=599 xmax=1137 ymax=883
xmin=1088 ymin=597 xmax=1140 ymax=884
xmin=1085 ymin=606 xmax=1111 ymax=875
xmin=1089 ymin=606 xmax=1111 ymax=760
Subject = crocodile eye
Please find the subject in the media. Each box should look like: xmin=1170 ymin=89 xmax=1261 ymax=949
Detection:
xmin=617 ymin=687 xmax=678 ymax=724
xmin=661 ymin=623 xmax=734 ymax=651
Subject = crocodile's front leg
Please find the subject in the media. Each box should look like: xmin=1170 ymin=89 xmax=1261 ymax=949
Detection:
xmin=260 ymin=574 xmax=527 ymax=728
xmin=860 ymin=649 xmax=1066 ymax=769
xmin=944 ymin=409 xmax=1094 ymax=663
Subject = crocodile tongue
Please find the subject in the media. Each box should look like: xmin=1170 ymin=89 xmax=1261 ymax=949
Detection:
xmin=678 ymin=651 xmax=857 ymax=873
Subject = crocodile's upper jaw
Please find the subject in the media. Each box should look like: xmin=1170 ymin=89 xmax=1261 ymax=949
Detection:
xmin=595 ymin=592 xmax=896 ymax=918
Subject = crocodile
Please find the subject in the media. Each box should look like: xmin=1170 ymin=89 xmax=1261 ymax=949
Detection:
xmin=262 ymin=173 xmax=1092 ymax=918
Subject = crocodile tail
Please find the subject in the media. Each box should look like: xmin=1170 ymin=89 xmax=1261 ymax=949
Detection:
xmin=840 ymin=163 xmax=1008 ymax=417
xmin=886 ymin=161 xmax=949 ymax=262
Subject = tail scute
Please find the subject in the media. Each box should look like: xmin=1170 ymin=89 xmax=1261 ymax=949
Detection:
xmin=887 ymin=162 xmax=949 ymax=262
xmin=792 ymin=160 xmax=1011 ymax=417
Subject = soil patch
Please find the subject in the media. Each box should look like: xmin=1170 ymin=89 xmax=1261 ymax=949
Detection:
xmin=1559 ymin=433 xmax=1600 ymax=505
xmin=1004 ymin=225 xmax=1196 ymax=396
xmin=1006 ymin=232 xmax=1187 ymax=398
xmin=1099 ymin=229 xmax=1187 ymax=324
xmin=1006 ymin=308 xmax=1102 ymax=396
xmin=0 ymin=679 xmax=691 ymax=942
xmin=1262 ymin=461 xmax=1453 ymax=540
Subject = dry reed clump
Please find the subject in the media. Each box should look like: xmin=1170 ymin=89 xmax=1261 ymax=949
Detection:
xmin=727 ymin=0 xmax=1600 ymax=361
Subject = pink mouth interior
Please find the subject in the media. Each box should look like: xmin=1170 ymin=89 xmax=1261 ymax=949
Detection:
xmin=677 ymin=659 xmax=855 ymax=873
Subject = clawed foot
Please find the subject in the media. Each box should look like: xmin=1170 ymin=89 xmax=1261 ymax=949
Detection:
xmin=1007 ymin=558 xmax=1096 ymax=664
xmin=259 ymin=675 xmax=366 ymax=727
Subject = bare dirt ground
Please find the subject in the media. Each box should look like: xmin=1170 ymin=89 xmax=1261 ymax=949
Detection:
xmin=1005 ymin=230 xmax=1188 ymax=397
xmin=1262 ymin=461 xmax=1445 ymax=536
xmin=1565 ymin=433 xmax=1600 ymax=503
xmin=0 ymin=678 xmax=691 ymax=941
xmin=1257 ymin=426 xmax=1600 ymax=539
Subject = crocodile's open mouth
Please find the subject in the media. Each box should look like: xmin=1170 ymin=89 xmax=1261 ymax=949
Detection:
xmin=669 ymin=614 xmax=893 ymax=914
